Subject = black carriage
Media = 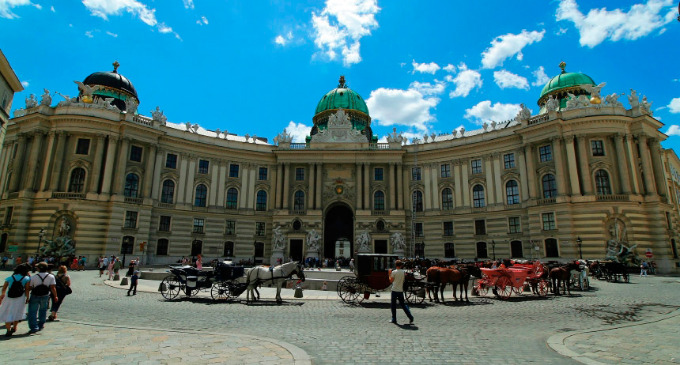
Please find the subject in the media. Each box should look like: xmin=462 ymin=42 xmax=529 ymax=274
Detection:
xmin=336 ymin=254 xmax=426 ymax=304
xmin=159 ymin=261 xmax=247 ymax=301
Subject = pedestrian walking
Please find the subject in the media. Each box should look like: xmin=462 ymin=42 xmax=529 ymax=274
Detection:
xmin=113 ymin=257 xmax=123 ymax=278
xmin=127 ymin=270 xmax=139 ymax=296
xmin=388 ymin=260 xmax=414 ymax=325
xmin=196 ymin=254 xmax=203 ymax=270
xmin=640 ymin=261 xmax=649 ymax=277
xmin=27 ymin=262 xmax=58 ymax=334
xmin=48 ymin=265 xmax=71 ymax=322
xmin=107 ymin=258 xmax=115 ymax=280
xmin=0 ymin=263 xmax=31 ymax=337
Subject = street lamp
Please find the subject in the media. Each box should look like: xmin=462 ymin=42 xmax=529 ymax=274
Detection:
xmin=491 ymin=240 xmax=496 ymax=260
xmin=36 ymin=228 xmax=46 ymax=256
xmin=577 ymin=236 xmax=583 ymax=260
xmin=122 ymin=237 xmax=130 ymax=266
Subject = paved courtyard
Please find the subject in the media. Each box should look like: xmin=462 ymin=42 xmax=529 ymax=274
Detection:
xmin=1 ymin=268 xmax=679 ymax=364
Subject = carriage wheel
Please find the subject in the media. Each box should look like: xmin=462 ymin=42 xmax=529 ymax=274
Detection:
xmin=495 ymin=277 xmax=513 ymax=299
xmin=211 ymin=282 xmax=231 ymax=301
xmin=537 ymin=280 xmax=549 ymax=297
xmin=475 ymin=280 xmax=488 ymax=296
xmin=405 ymin=285 xmax=425 ymax=304
xmin=512 ymin=284 xmax=524 ymax=295
xmin=160 ymin=277 xmax=182 ymax=300
xmin=337 ymin=276 xmax=360 ymax=304
xmin=582 ymin=277 xmax=590 ymax=291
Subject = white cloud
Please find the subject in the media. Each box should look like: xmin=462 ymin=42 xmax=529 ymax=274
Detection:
xmin=412 ymin=60 xmax=440 ymax=74
xmin=556 ymin=0 xmax=676 ymax=48
xmin=669 ymin=98 xmax=680 ymax=113
xmin=481 ymin=29 xmax=545 ymax=69
xmin=666 ymin=125 xmax=680 ymax=136
xmin=311 ymin=0 xmax=380 ymax=66
xmin=82 ymin=0 xmax=179 ymax=38
xmin=366 ymin=87 xmax=438 ymax=131
xmin=283 ymin=121 xmax=312 ymax=143
xmin=50 ymin=5 xmax=54 ymax=12
xmin=556 ymin=27 xmax=568 ymax=35
xmin=0 ymin=0 xmax=33 ymax=18
xmin=85 ymin=30 xmax=94 ymax=38
xmin=106 ymin=31 xmax=117 ymax=37
xmin=21 ymin=81 xmax=29 ymax=88
xmin=409 ymin=81 xmax=446 ymax=96
xmin=464 ymin=100 xmax=521 ymax=125
xmin=532 ymin=66 xmax=550 ymax=87
xmin=196 ymin=16 xmax=208 ymax=25
xmin=183 ymin=0 xmax=194 ymax=9
xmin=443 ymin=64 xmax=456 ymax=73
xmin=493 ymin=70 xmax=529 ymax=90
xmin=448 ymin=63 xmax=482 ymax=98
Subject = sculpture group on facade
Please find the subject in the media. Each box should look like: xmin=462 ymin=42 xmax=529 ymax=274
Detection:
xmin=306 ymin=229 xmax=320 ymax=252
xmin=272 ymin=225 xmax=286 ymax=250
xmin=39 ymin=216 xmax=76 ymax=258
xmin=390 ymin=232 xmax=406 ymax=252
xmin=604 ymin=218 xmax=638 ymax=264
xmin=311 ymin=109 xmax=365 ymax=143
xmin=356 ymin=230 xmax=371 ymax=252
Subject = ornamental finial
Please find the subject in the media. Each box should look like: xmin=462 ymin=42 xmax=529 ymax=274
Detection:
xmin=559 ymin=61 xmax=566 ymax=74
xmin=113 ymin=60 xmax=120 ymax=73
xmin=338 ymin=75 xmax=346 ymax=88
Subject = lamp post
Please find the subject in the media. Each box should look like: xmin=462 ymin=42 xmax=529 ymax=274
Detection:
xmin=122 ymin=237 xmax=130 ymax=266
xmin=577 ymin=236 xmax=583 ymax=260
xmin=36 ymin=228 xmax=45 ymax=256
xmin=491 ymin=240 xmax=496 ymax=260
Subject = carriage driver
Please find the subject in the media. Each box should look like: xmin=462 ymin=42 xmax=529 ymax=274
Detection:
xmin=389 ymin=260 xmax=414 ymax=325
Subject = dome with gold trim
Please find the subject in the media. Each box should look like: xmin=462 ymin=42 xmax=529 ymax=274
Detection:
xmin=538 ymin=62 xmax=596 ymax=112
xmin=80 ymin=61 xmax=139 ymax=111
xmin=311 ymin=76 xmax=374 ymax=142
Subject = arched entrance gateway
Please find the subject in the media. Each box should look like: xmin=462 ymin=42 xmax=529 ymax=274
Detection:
xmin=324 ymin=204 xmax=354 ymax=259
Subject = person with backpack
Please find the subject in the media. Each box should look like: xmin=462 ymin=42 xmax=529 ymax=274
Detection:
xmin=27 ymin=262 xmax=58 ymax=334
xmin=48 ymin=265 xmax=71 ymax=322
xmin=0 ymin=263 xmax=31 ymax=337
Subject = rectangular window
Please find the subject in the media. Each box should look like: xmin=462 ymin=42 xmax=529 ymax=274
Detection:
xmin=504 ymin=153 xmax=515 ymax=169
xmin=411 ymin=167 xmax=421 ymax=181
xmin=159 ymin=216 xmax=171 ymax=232
xmin=539 ymin=145 xmax=552 ymax=162
xmin=258 ymin=167 xmax=268 ymax=180
xmin=443 ymin=221 xmax=454 ymax=236
xmin=591 ymin=140 xmax=605 ymax=156
xmin=229 ymin=164 xmax=239 ymax=178
xmin=295 ymin=167 xmax=305 ymax=181
xmin=475 ymin=219 xmax=486 ymax=235
xmin=198 ymin=159 xmax=209 ymax=174
xmin=508 ymin=216 xmax=521 ymax=234
xmin=542 ymin=212 xmax=556 ymax=231
xmin=666 ymin=212 xmax=672 ymax=230
xmin=193 ymin=218 xmax=205 ymax=233
xmin=374 ymin=167 xmax=384 ymax=181
xmin=76 ymin=138 xmax=90 ymax=155
xmin=156 ymin=239 xmax=169 ymax=256
xmin=471 ymin=159 xmax=482 ymax=174
xmin=124 ymin=211 xmax=138 ymax=228
xmin=255 ymin=222 xmax=265 ymax=236
xmin=441 ymin=164 xmax=451 ymax=178
xmin=226 ymin=220 xmax=236 ymax=235
xmin=165 ymin=153 xmax=177 ymax=169
xmin=129 ymin=145 xmax=143 ymax=162
xmin=414 ymin=222 xmax=423 ymax=237
xmin=4 ymin=207 xmax=13 ymax=225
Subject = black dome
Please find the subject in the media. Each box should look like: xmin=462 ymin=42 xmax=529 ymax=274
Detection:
xmin=83 ymin=71 xmax=138 ymax=98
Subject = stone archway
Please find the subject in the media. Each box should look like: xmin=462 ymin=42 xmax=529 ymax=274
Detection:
xmin=324 ymin=203 xmax=354 ymax=259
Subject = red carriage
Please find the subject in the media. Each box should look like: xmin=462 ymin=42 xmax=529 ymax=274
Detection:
xmin=474 ymin=262 xmax=549 ymax=299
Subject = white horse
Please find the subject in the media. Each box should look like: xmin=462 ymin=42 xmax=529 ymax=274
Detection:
xmin=245 ymin=261 xmax=305 ymax=304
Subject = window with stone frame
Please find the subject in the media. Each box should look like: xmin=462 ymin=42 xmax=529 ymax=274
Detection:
xmin=474 ymin=219 xmax=486 ymax=235
xmin=226 ymin=188 xmax=238 ymax=209
xmin=255 ymin=222 xmax=265 ymax=236
xmin=508 ymin=216 xmax=521 ymax=234
xmin=506 ymin=180 xmax=520 ymax=205
xmin=294 ymin=190 xmax=305 ymax=211
xmin=193 ymin=218 xmax=205 ymax=233
xmin=444 ymin=243 xmax=455 ymax=258
xmin=156 ymin=239 xmax=169 ymax=256
xmin=158 ymin=216 xmax=171 ymax=231
xmin=295 ymin=167 xmax=305 ymax=181
xmin=194 ymin=184 xmax=207 ymax=207
xmin=504 ymin=153 xmax=515 ymax=169
xmin=591 ymin=140 xmax=605 ymax=156
xmin=373 ymin=191 xmax=385 ymax=211
xmin=226 ymin=220 xmax=236 ymax=235
xmin=412 ymin=167 xmax=421 ymax=181
xmin=471 ymin=159 xmax=483 ymax=174
xmin=161 ymin=180 xmax=175 ymax=203
xmin=542 ymin=212 xmax=556 ymax=231
xmin=441 ymin=164 xmax=451 ymax=178
xmin=443 ymin=221 xmax=454 ymax=236
xmin=124 ymin=211 xmax=138 ymax=228
xmin=198 ymin=159 xmax=209 ymax=174
xmin=441 ymin=188 xmax=453 ymax=210
xmin=415 ymin=243 xmax=425 ymax=258
xmin=595 ymin=169 xmax=612 ymax=195
xmin=124 ymin=173 xmax=139 ymax=197
xmin=229 ymin=164 xmax=239 ymax=178
xmin=542 ymin=174 xmax=557 ymax=198
xmin=68 ymin=168 xmax=86 ymax=193
xmin=412 ymin=190 xmax=423 ymax=212
xmin=76 ymin=138 xmax=90 ymax=155
xmin=256 ymin=190 xmax=267 ymax=211
xmin=129 ymin=145 xmax=143 ymax=162
xmin=539 ymin=144 xmax=552 ymax=162
xmin=258 ymin=167 xmax=268 ymax=180
xmin=165 ymin=153 xmax=177 ymax=169
xmin=473 ymin=185 xmax=485 ymax=207
xmin=374 ymin=167 xmax=384 ymax=181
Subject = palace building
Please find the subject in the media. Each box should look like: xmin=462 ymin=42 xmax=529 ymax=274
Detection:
xmin=1 ymin=62 xmax=679 ymax=273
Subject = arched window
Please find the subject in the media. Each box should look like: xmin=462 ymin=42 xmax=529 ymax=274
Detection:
xmin=68 ymin=168 xmax=86 ymax=193
xmin=473 ymin=185 xmax=485 ymax=208
xmin=294 ymin=190 xmax=305 ymax=211
xmin=194 ymin=184 xmax=207 ymax=207
xmin=161 ymin=180 xmax=175 ymax=203
xmin=595 ymin=169 xmax=612 ymax=195
xmin=374 ymin=191 xmax=385 ymax=211
xmin=441 ymin=188 xmax=453 ymax=210
xmin=506 ymin=180 xmax=520 ymax=205
xmin=223 ymin=241 xmax=234 ymax=257
xmin=545 ymin=238 xmax=559 ymax=257
xmin=444 ymin=243 xmax=455 ymax=258
xmin=476 ymin=241 xmax=488 ymax=258
xmin=256 ymin=190 xmax=267 ymax=211
xmin=412 ymin=190 xmax=423 ymax=212
xmin=226 ymin=188 xmax=238 ymax=209
xmin=542 ymin=174 xmax=557 ymax=198
xmin=124 ymin=173 xmax=139 ymax=197
xmin=156 ymin=239 xmax=169 ymax=256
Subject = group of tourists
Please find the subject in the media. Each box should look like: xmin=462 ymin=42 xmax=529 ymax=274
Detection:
xmin=0 ymin=262 xmax=72 ymax=337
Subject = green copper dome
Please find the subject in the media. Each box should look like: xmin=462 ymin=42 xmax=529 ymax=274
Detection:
xmin=314 ymin=76 xmax=369 ymax=115
xmin=539 ymin=62 xmax=596 ymax=99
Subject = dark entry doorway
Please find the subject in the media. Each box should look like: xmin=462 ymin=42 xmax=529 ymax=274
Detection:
xmin=375 ymin=240 xmax=387 ymax=254
xmin=290 ymin=239 xmax=303 ymax=262
xmin=324 ymin=204 xmax=354 ymax=258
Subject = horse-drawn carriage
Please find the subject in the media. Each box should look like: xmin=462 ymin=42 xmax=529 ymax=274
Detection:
xmin=590 ymin=260 xmax=630 ymax=283
xmin=474 ymin=262 xmax=550 ymax=299
xmin=159 ymin=261 xmax=247 ymax=301
xmin=336 ymin=254 xmax=427 ymax=304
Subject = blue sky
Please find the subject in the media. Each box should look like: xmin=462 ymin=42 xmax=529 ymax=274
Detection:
xmin=1 ymin=0 xmax=679 ymax=149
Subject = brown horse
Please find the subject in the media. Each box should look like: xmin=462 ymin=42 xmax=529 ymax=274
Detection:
xmin=451 ymin=264 xmax=482 ymax=302
xmin=426 ymin=266 xmax=464 ymax=303
xmin=549 ymin=261 xmax=580 ymax=295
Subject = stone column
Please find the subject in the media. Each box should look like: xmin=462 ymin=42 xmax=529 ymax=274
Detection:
xmin=176 ymin=154 xmax=187 ymax=204
xmin=9 ymin=135 xmax=27 ymax=192
xmin=484 ymin=157 xmax=495 ymax=205
xmin=553 ymin=138 xmax=566 ymax=196
xmin=614 ymin=134 xmax=631 ymax=194
xmin=89 ymin=135 xmax=106 ymax=193
xmin=638 ymin=135 xmax=656 ymax=195
xmin=397 ymin=164 xmax=404 ymax=210
xmin=276 ymin=163 xmax=283 ymax=209
xmin=454 ymin=161 xmax=463 ymax=208
xmin=248 ymin=166 xmax=256 ymax=209
xmin=0 ymin=146 xmax=11 ymax=194
xmin=356 ymin=163 xmax=363 ymax=209
xmin=240 ymin=162 xmax=250 ymax=209
xmin=315 ymin=163 xmax=322 ymax=209
xmin=423 ymin=164 xmax=432 ymax=210
xmin=577 ymin=136 xmax=592 ymax=195
xmin=461 ymin=161 xmax=470 ymax=206
xmin=518 ymin=149 xmax=529 ymax=200
xmin=431 ymin=163 xmax=439 ymax=210
xmin=389 ymin=163 xmax=396 ymax=210
xmin=363 ymin=163 xmax=370 ymax=209
xmin=209 ymin=160 xmax=219 ymax=206
xmin=39 ymin=132 xmax=56 ymax=191
xmin=564 ymin=136 xmax=581 ymax=196
xmin=48 ymin=133 xmax=67 ymax=192
xmin=100 ymin=136 xmax=118 ymax=195
xmin=185 ymin=158 xmax=197 ymax=204
xmin=143 ymin=145 xmax=156 ymax=198
xmin=151 ymin=148 xmax=164 ymax=200
xmin=282 ymin=163 xmax=290 ymax=209
xmin=112 ymin=137 xmax=130 ymax=195
xmin=525 ymin=145 xmax=537 ymax=199
xmin=493 ymin=154 xmax=502 ymax=204
xmin=649 ymin=139 xmax=667 ymax=197
xmin=217 ymin=161 xmax=227 ymax=206
xmin=24 ymin=132 xmax=44 ymax=192
xmin=625 ymin=135 xmax=641 ymax=194
xmin=308 ymin=163 xmax=315 ymax=209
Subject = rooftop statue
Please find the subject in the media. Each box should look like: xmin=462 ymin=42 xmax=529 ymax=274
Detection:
xmin=628 ymin=89 xmax=639 ymax=108
xmin=544 ymin=95 xmax=559 ymax=112
xmin=582 ymin=82 xmax=607 ymax=104
xmin=40 ymin=89 xmax=52 ymax=107
xmin=604 ymin=93 xmax=623 ymax=107
xmin=151 ymin=106 xmax=167 ymax=124
xmin=125 ymin=98 xmax=138 ymax=114
xmin=25 ymin=94 xmax=38 ymax=109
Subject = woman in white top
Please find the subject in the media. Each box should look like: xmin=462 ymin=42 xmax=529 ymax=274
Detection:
xmin=0 ymin=264 xmax=31 ymax=336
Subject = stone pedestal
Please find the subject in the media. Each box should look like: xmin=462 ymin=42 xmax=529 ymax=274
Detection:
xmin=393 ymin=249 xmax=405 ymax=257
xmin=270 ymin=249 xmax=284 ymax=266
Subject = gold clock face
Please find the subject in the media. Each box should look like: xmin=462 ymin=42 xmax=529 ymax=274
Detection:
xmin=335 ymin=185 xmax=343 ymax=194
